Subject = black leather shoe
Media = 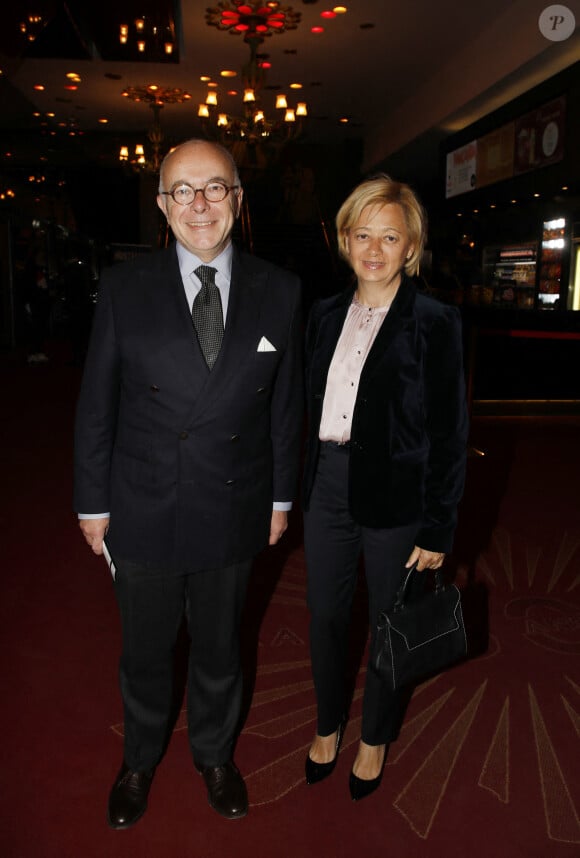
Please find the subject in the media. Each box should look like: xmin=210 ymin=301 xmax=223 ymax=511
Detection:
xmin=195 ymin=761 xmax=248 ymax=819
xmin=305 ymin=719 xmax=346 ymax=785
xmin=349 ymin=744 xmax=388 ymax=802
xmin=107 ymin=763 xmax=155 ymax=829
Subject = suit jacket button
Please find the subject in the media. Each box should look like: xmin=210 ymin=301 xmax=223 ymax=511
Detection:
xmin=150 ymin=385 xmax=160 ymax=393
xmin=226 ymin=479 xmax=236 ymax=486
xmin=179 ymin=431 xmax=188 ymax=440
xmin=257 ymin=387 xmax=266 ymax=394
xmin=230 ymin=434 xmax=240 ymax=442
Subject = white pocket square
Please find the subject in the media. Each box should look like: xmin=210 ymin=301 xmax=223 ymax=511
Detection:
xmin=257 ymin=336 xmax=276 ymax=352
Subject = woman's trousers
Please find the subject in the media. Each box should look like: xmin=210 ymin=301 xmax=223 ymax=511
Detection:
xmin=303 ymin=442 xmax=417 ymax=745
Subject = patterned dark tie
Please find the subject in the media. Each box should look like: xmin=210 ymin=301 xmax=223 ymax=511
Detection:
xmin=191 ymin=265 xmax=223 ymax=369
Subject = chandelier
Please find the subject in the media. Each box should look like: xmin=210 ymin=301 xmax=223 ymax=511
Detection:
xmin=119 ymin=85 xmax=192 ymax=172
xmin=201 ymin=2 xmax=307 ymax=148
xmin=117 ymin=13 xmax=177 ymax=62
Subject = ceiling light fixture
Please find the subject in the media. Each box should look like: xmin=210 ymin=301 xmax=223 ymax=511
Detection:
xmin=201 ymin=3 xmax=308 ymax=155
xmin=118 ymin=15 xmax=176 ymax=60
xmin=197 ymin=41 xmax=308 ymax=149
xmin=205 ymin=1 xmax=301 ymax=41
xmin=119 ymin=85 xmax=192 ymax=172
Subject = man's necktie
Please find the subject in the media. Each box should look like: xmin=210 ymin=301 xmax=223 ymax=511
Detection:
xmin=191 ymin=265 xmax=223 ymax=369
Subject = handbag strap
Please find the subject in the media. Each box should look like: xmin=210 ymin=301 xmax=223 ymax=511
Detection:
xmin=392 ymin=562 xmax=444 ymax=612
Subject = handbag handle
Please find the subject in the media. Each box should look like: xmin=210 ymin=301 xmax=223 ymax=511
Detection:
xmin=391 ymin=562 xmax=444 ymax=613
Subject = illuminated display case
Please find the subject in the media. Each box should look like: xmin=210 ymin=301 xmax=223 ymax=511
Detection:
xmin=482 ymin=243 xmax=538 ymax=309
xmin=537 ymin=217 xmax=568 ymax=310
xmin=482 ymin=216 xmax=572 ymax=310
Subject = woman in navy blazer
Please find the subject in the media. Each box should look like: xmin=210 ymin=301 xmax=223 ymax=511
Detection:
xmin=302 ymin=174 xmax=468 ymax=800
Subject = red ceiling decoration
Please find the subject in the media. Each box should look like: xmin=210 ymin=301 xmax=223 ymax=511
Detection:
xmin=205 ymin=2 xmax=301 ymax=43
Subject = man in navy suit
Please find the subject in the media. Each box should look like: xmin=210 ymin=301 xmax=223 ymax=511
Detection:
xmin=74 ymin=139 xmax=303 ymax=827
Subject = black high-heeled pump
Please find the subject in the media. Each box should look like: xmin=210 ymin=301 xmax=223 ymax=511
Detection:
xmin=349 ymin=744 xmax=388 ymax=801
xmin=305 ymin=720 xmax=346 ymax=785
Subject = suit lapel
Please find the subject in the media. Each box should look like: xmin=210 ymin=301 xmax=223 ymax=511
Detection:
xmin=184 ymin=248 xmax=266 ymax=421
xmin=157 ymin=247 xmax=210 ymax=383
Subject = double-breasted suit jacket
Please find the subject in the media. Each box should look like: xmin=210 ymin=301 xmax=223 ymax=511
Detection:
xmin=74 ymin=243 xmax=303 ymax=573
xmin=302 ymin=275 xmax=468 ymax=553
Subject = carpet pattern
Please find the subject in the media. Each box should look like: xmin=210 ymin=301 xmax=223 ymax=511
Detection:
xmin=1 ymin=348 xmax=579 ymax=858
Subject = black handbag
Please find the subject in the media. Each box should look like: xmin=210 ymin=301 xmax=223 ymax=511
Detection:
xmin=371 ymin=563 xmax=467 ymax=690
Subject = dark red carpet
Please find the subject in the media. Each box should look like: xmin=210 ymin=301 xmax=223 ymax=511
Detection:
xmin=1 ymin=345 xmax=579 ymax=858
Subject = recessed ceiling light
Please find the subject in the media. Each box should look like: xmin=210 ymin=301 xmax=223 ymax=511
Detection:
xmin=290 ymin=83 xmax=302 ymax=89
xmin=33 ymin=84 xmax=45 ymax=91
xmin=333 ymin=6 xmax=348 ymax=13
xmin=98 ymin=118 xmax=109 ymax=124
xmin=220 ymin=70 xmax=237 ymax=77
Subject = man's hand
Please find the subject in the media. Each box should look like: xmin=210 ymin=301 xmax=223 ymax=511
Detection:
xmin=79 ymin=517 xmax=110 ymax=556
xmin=269 ymin=510 xmax=288 ymax=545
xmin=405 ymin=545 xmax=445 ymax=571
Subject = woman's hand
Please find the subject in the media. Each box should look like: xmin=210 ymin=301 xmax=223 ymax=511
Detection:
xmin=405 ymin=545 xmax=445 ymax=571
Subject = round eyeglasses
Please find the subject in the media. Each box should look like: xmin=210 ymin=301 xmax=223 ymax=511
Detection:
xmin=160 ymin=182 xmax=240 ymax=205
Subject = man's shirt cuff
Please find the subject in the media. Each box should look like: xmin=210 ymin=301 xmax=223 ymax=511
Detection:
xmin=78 ymin=513 xmax=110 ymax=519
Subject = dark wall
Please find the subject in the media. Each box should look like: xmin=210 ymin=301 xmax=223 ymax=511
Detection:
xmin=66 ymin=165 xmax=141 ymax=245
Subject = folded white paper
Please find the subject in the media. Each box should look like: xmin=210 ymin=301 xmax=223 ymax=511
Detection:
xmin=257 ymin=336 xmax=276 ymax=352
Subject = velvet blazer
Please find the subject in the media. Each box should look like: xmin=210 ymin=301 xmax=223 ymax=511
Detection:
xmin=302 ymin=275 xmax=468 ymax=554
xmin=74 ymin=243 xmax=303 ymax=573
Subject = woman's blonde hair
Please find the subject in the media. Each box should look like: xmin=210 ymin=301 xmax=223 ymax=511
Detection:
xmin=335 ymin=173 xmax=427 ymax=277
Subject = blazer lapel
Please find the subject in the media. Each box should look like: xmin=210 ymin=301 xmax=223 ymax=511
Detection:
xmin=358 ymin=278 xmax=417 ymax=389
xmin=309 ymin=290 xmax=352 ymax=394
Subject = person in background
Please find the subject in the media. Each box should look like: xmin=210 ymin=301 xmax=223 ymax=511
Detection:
xmin=302 ymin=173 xmax=468 ymax=801
xmin=74 ymin=139 xmax=303 ymax=827
xmin=24 ymin=259 xmax=51 ymax=364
